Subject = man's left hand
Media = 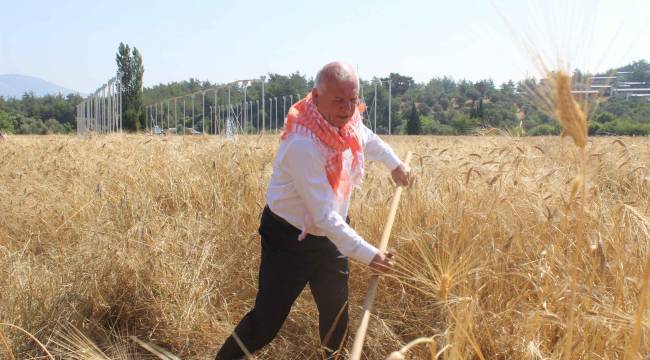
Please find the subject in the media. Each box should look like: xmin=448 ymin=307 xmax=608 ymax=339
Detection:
xmin=391 ymin=162 xmax=411 ymax=187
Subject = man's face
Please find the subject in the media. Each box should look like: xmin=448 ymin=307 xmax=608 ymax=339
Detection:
xmin=312 ymin=79 xmax=360 ymax=128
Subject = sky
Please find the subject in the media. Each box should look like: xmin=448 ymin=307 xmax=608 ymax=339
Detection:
xmin=1 ymin=0 xmax=649 ymax=94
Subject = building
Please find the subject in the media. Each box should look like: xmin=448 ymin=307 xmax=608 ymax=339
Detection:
xmin=575 ymin=71 xmax=650 ymax=101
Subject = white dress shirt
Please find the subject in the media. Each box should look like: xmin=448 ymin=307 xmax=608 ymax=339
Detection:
xmin=265 ymin=122 xmax=401 ymax=265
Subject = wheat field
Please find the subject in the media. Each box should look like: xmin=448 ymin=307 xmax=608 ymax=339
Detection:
xmin=0 ymin=133 xmax=648 ymax=359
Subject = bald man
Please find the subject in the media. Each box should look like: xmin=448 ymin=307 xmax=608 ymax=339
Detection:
xmin=215 ymin=62 xmax=410 ymax=360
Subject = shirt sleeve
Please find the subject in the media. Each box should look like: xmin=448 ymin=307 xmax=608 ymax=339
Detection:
xmin=360 ymin=123 xmax=402 ymax=170
xmin=283 ymin=137 xmax=379 ymax=265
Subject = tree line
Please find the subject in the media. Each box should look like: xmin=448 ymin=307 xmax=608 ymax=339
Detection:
xmin=1 ymin=50 xmax=648 ymax=136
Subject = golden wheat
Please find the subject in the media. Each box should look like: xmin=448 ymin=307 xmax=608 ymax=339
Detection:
xmin=0 ymin=134 xmax=648 ymax=359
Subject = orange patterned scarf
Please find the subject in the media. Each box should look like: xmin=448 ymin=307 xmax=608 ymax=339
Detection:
xmin=280 ymin=93 xmax=364 ymax=200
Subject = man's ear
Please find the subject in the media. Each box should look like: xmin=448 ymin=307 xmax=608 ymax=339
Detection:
xmin=311 ymin=88 xmax=319 ymax=104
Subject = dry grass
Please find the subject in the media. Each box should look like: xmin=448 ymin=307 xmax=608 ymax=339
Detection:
xmin=1 ymin=133 xmax=649 ymax=359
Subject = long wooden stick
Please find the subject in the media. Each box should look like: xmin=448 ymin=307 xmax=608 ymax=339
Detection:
xmin=350 ymin=151 xmax=413 ymax=360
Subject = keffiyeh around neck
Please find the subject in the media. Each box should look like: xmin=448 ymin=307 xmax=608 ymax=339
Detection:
xmin=280 ymin=92 xmax=364 ymax=201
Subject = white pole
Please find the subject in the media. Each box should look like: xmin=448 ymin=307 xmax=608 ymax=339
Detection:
xmin=243 ymin=84 xmax=247 ymax=133
xmin=202 ymin=91 xmax=205 ymax=134
xmin=269 ymin=97 xmax=273 ymax=132
xmin=374 ymin=82 xmax=377 ymax=133
xmin=212 ymin=88 xmax=217 ymax=135
xmin=388 ymin=80 xmax=392 ymax=135
xmin=256 ymin=100 xmax=259 ymax=133
xmin=118 ymin=73 xmax=123 ymax=133
xmin=261 ymin=76 xmax=265 ymax=132
xmin=283 ymin=96 xmax=286 ymax=128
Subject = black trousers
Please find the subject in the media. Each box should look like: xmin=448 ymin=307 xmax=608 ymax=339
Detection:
xmin=215 ymin=206 xmax=350 ymax=360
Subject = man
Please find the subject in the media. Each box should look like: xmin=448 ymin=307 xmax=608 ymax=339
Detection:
xmin=215 ymin=62 xmax=411 ymax=359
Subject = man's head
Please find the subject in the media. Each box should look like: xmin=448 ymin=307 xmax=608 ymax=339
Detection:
xmin=312 ymin=62 xmax=360 ymax=128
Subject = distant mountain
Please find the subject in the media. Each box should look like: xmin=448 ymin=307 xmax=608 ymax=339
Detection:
xmin=0 ymin=74 xmax=80 ymax=98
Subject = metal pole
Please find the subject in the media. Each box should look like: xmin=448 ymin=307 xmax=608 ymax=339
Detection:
xmin=174 ymin=98 xmax=178 ymax=133
xmin=261 ymin=76 xmax=265 ymax=132
xmin=104 ymin=86 xmax=107 ymax=133
xmin=202 ymin=91 xmax=205 ymax=134
xmin=269 ymin=97 xmax=273 ymax=132
xmin=243 ymin=84 xmax=247 ymax=133
xmin=283 ymin=96 xmax=286 ymax=128
xmin=256 ymin=100 xmax=259 ymax=132
xmin=212 ymin=88 xmax=217 ymax=135
xmin=191 ymin=94 xmax=195 ymax=131
xmin=118 ymin=73 xmax=122 ymax=133
xmin=274 ymin=97 xmax=278 ymax=132
xmin=94 ymin=94 xmax=97 ymax=133
xmin=99 ymin=88 xmax=103 ymax=134
xmin=98 ymin=88 xmax=104 ymax=134
xmin=183 ymin=98 xmax=186 ymax=135
xmin=374 ymin=82 xmax=377 ymax=133
xmin=388 ymin=80 xmax=392 ymax=135
xmin=102 ymin=88 xmax=105 ymax=133
xmin=110 ymin=81 xmax=114 ymax=133
xmin=107 ymin=82 xmax=111 ymax=133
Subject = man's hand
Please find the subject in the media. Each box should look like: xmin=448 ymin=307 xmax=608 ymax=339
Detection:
xmin=369 ymin=251 xmax=395 ymax=273
xmin=391 ymin=162 xmax=411 ymax=187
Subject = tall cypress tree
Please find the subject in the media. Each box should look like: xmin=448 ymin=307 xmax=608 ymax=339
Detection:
xmin=116 ymin=43 xmax=144 ymax=131
xmin=406 ymin=102 xmax=421 ymax=135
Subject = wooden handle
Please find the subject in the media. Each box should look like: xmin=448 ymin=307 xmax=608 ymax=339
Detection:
xmin=350 ymin=151 xmax=413 ymax=360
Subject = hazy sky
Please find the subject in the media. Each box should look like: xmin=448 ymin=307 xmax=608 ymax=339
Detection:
xmin=1 ymin=0 xmax=648 ymax=94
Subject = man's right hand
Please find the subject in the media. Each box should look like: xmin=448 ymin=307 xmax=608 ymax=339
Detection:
xmin=369 ymin=251 xmax=395 ymax=273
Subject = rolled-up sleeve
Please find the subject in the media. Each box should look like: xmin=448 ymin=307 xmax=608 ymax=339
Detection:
xmin=284 ymin=138 xmax=378 ymax=265
xmin=360 ymin=124 xmax=401 ymax=170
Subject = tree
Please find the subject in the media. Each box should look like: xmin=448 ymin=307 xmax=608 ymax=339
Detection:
xmin=116 ymin=42 xmax=145 ymax=131
xmin=620 ymin=59 xmax=650 ymax=82
xmin=406 ymin=102 xmax=421 ymax=135
xmin=381 ymin=73 xmax=414 ymax=96
xmin=0 ymin=110 xmax=13 ymax=133
xmin=44 ymin=118 xmax=65 ymax=134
